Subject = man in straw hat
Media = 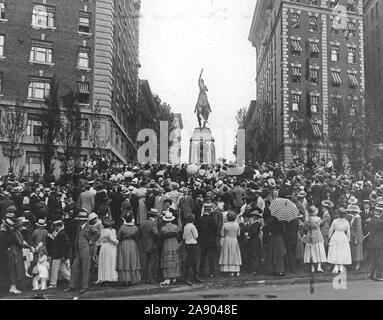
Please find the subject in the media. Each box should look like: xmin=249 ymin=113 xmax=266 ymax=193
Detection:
xmin=48 ymin=216 xmax=70 ymax=288
xmin=0 ymin=215 xmax=17 ymax=294
xmin=366 ymin=200 xmax=383 ymax=281
xmin=139 ymin=208 xmax=159 ymax=284
xmin=195 ymin=203 xmax=218 ymax=278
xmin=65 ymin=212 xmax=100 ymax=294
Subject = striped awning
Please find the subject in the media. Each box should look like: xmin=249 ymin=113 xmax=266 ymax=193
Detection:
xmin=78 ymin=46 xmax=90 ymax=53
xmin=292 ymin=67 xmax=301 ymax=76
xmin=27 ymin=113 xmax=41 ymax=121
xmin=348 ymin=73 xmax=358 ymax=87
xmin=311 ymin=121 xmax=322 ymax=137
xmin=79 ymin=11 xmax=92 ymax=18
xmin=77 ymin=82 xmax=90 ymax=93
xmin=310 ymin=42 xmax=320 ymax=53
xmin=291 ymin=40 xmax=302 ymax=52
xmin=31 ymin=39 xmax=53 ymax=48
xmin=331 ymin=71 xmax=341 ymax=84
xmin=29 ymin=76 xmax=52 ymax=83
xmin=33 ymin=4 xmax=56 ymax=13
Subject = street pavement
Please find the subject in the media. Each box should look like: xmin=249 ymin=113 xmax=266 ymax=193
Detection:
xmin=105 ymin=280 xmax=383 ymax=300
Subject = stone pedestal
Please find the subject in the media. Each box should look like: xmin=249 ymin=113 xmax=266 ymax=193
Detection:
xmin=189 ymin=127 xmax=216 ymax=164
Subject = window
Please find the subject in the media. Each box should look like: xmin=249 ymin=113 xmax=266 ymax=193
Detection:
xmin=26 ymin=114 xmax=42 ymax=136
xmin=348 ymin=71 xmax=358 ymax=88
xmin=347 ymin=22 xmax=356 ymax=37
xmin=311 ymin=121 xmax=322 ymax=138
xmin=349 ymin=98 xmax=358 ymax=116
xmin=79 ymin=12 xmax=91 ymax=33
xmin=0 ymin=35 xmax=4 ymax=57
xmin=77 ymin=82 xmax=90 ymax=104
xmin=310 ymin=67 xmax=319 ymax=85
xmin=80 ymin=119 xmax=89 ymax=140
xmin=331 ymin=70 xmax=341 ymax=87
xmin=0 ymin=2 xmax=5 ymax=20
xmin=309 ymin=0 xmax=318 ymax=5
xmin=309 ymin=40 xmax=320 ymax=58
xmin=330 ymin=18 xmax=339 ymax=34
xmin=291 ymin=13 xmax=300 ymax=29
xmin=291 ymin=39 xmax=302 ymax=56
xmin=26 ymin=151 xmax=43 ymax=175
xmin=309 ymin=16 xmax=318 ymax=32
xmin=292 ymin=65 xmax=301 ymax=83
xmin=292 ymin=93 xmax=301 ymax=111
xmin=309 ymin=94 xmax=320 ymax=113
xmin=331 ymin=45 xmax=340 ymax=61
xmin=0 ymin=72 xmax=3 ymax=94
xmin=32 ymin=4 xmax=56 ymax=28
xmin=348 ymin=47 xmax=356 ymax=64
xmin=329 ymin=0 xmax=339 ymax=8
xmin=331 ymin=95 xmax=341 ymax=114
xmin=347 ymin=0 xmax=356 ymax=12
xmin=30 ymin=40 xmax=53 ymax=63
xmin=77 ymin=47 xmax=90 ymax=69
xmin=28 ymin=77 xmax=51 ymax=99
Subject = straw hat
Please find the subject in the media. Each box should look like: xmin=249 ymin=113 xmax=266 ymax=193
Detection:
xmin=149 ymin=208 xmax=159 ymax=216
xmin=348 ymin=196 xmax=358 ymax=205
xmin=7 ymin=206 xmax=17 ymax=213
xmin=75 ymin=211 xmax=88 ymax=221
xmin=162 ymin=211 xmax=175 ymax=222
xmin=346 ymin=204 xmax=361 ymax=213
xmin=88 ymin=212 xmax=98 ymax=222
xmin=298 ymin=190 xmax=307 ymax=198
xmin=321 ymin=200 xmax=334 ymax=208
xmin=36 ymin=219 xmax=47 ymax=227
xmin=309 ymin=205 xmax=319 ymax=216
xmin=3 ymin=218 xmax=15 ymax=229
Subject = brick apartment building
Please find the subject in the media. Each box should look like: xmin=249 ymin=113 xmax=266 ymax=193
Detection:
xmin=0 ymin=0 xmax=141 ymax=176
xmin=364 ymin=0 xmax=383 ymax=119
xmin=248 ymin=0 xmax=365 ymax=163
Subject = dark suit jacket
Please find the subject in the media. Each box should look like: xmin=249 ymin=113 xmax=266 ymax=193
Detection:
xmin=48 ymin=228 xmax=70 ymax=260
xmin=139 ymin=219 xmax=159 ymax=252
xmin=195 ymin=215 xmax=218 ymax=247
xmin=368 ymin=218 xmax=383 ymax=249
xmin=284 ymin=219 xmax=299 ymax=245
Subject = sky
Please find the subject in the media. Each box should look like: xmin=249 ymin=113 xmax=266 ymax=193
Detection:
xmin=139 ymin=0 xmax=257 ymax=162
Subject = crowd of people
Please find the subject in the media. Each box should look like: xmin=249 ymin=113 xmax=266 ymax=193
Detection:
xmin=1 ymin=156 xmax=383 ymax=296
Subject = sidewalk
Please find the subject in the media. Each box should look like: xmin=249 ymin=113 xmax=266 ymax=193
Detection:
xmin=1 ymin=268 xmax=370 ymax=300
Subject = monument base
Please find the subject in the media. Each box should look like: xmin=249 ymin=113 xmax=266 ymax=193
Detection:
xmin=189 ymin=127 xmax=216 ymax=165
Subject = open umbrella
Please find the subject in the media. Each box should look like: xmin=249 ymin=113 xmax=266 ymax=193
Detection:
xmin=269 ymin=198 xmax=299 ymax=222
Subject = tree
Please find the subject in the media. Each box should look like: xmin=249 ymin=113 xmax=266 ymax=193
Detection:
xmin=34 ymin=77 xmax=62 ymax=180
xmin=0 ymin=102 xmax=27 ymax=173
xmin=89 ymin=100 xmax=109 ymax=157
xmin=58 ymin=90 xmax=83 ymax=173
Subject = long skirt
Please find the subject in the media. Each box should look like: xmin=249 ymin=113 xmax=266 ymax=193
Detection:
xmin=327 ymin=231 xmax=352 ymax=265
xmin=116 ymin=239 xmax=141 ymax=283
xmin=266 ymin=233 xmax=287 ymax=274
xmin=161 ymin=238 xmax=181 ymax=279
xmin=98 ymin=242 xmax=118 ymax=282
xmin=304 ymin=242 xmax=327 ymax=263
xmin=137 ymin=198 xmax=147 ymax=225
xmin=351 ymin=242 xmax=364 ymax=263
xmin=8 ymin=246 xmax=25 ymax=284
xmin=219 ymin=236 xmax=242 ymax=273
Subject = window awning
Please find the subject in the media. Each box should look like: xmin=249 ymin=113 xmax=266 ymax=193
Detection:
xmin=31 ymin=39 xmax=53 ymax=48
xmin=310 ymin=42 xmax=320 ymax=53
xmin=292 ymin=67 xmax=301 ymax=76
xmin=311 ymin=121 xmax=322 ymax=137
xmin=331 ymin=71 xmax=341 ymax=84
xmin=292 ymin=40 xmax=302 ymax=51
xmin=29 ymin=76 xmax=52 ymax=83
xmin=77 ymin=82 xmax=90 ymax=93
xmin=348 ymin=73 xmax=358 ymax=86
xmin=27 ymin=113 xmax=41 ymax=121
xmin=33 ymin=4 xmax=56 ymax=13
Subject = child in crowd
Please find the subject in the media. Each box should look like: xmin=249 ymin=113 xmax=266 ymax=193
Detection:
xmin=32 ymin=243 xmax=50 ymax=291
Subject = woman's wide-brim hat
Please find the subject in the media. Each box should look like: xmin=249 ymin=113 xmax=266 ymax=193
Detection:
xmin=336 ymin=207 xmax=348 ymax=216
xmin=321 ymin=200 xmax=334 ymax=208
xmin=36 ymin=219 xmax=47 ymax=227
xmin=347 ymin=204 xmax=361 ymax=213
xmin=348 ymin=196 xmax=358 ymax=205
xmin=162 ymin=211 xmax=175 ymax=222
xmin=268 ymin=178 xmax=276 ymax=188
xmin=309 ymin=205 xmax=319 ymax=216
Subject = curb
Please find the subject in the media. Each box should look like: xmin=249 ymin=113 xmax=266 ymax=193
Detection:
xmin=2 ymin=272 xmax=369 ymax=300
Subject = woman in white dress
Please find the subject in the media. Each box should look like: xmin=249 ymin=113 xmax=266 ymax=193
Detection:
xmin=303 ymin=206 xmax=327 ymax=273
xmin=97 ymin=218 xmax=119 ymax=284
xmin=327 ymin=208 xmax=352 ymax=273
